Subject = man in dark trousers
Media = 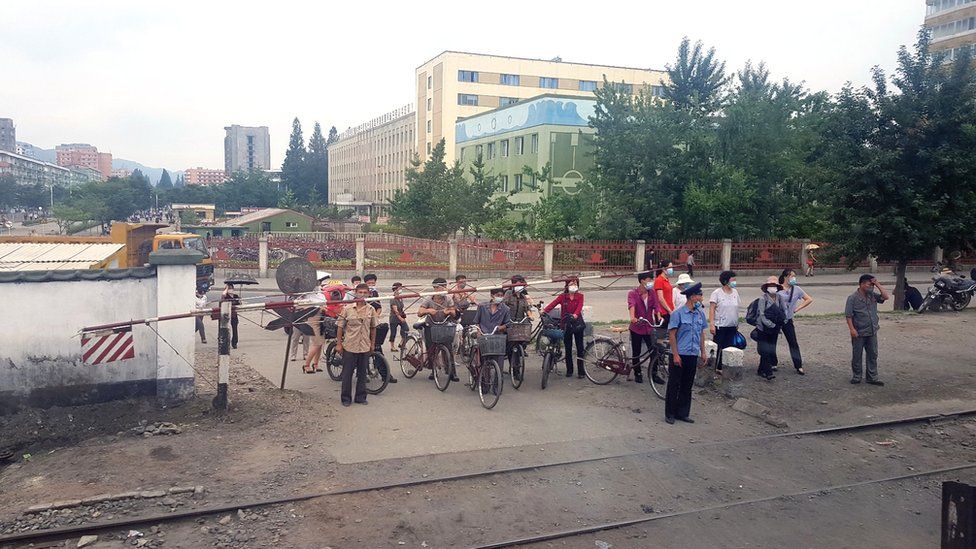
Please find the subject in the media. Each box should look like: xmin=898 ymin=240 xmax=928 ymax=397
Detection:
xmin=336 ymin=283 xmax=377 ymax=406
xmin=845 ymin=274 xmax=889 ymax=386
xmin=665 ymin=282 xmax=707 ymax=425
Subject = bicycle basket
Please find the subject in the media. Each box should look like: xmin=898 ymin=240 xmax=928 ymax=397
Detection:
xmin=321 ymin=317 xmax=338 ymax=339
xmin=428 ymin=323 xmax=457 ymax=346
xmin=459 ymin=309 xmax=478 ymax=327
xmin=478 ymin=334 xmax=508 ymax=357
xmin=506 ymin=322 xmax=533 ymax=343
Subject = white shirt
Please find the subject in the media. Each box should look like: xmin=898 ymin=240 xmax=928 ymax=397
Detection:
xmin=673 ymin=287 xmax=687 ymax=309
xmin=195 ymin=295 xmax=208 ymax=309
xmin=709 ymin=287 xmax=740 ymax=327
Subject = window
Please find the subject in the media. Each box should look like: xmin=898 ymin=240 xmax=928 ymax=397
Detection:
xmin=458 ymin=70 xmax=479 ymax=83
xmin=427 ymin=98 xmax=432 ymax=111
xmin=426 ymin=120 xmax=432 ymax=133
xmin=530 ymin=133 xmax=539 ymax=153
xmin=475 ymin=144 xmax=483 ymax=158
xmin=499 ymin=175 xmax=509 ymax=192
xmin=539 ymin=77 xmax=558 ymax=89
xmin=427 ymin=75 xmax=432 ymax=89
xmin=459 ymin=148 xmax=465 ymax=161
xmin=579 ymin=80 xmax=598 ymax=92
xmin=608 ymin=82 xmax=634 ymax=94
xmin=500 ymin=139 xmax=509 ymax=157
xmin=487 ymin=142 xmax=495 ymax=159
xmin=499 ymin=97 xmax=519 ymax=106
xmin=514 ymin=174 xmax=523 ymax=192
xmin=650 ymin=85 xmax=665 ymax=98
xmin=500 ymin=73 xmax=520 ymax=86
xmin=514 ymin=136 xmax=524 ymax=155
xmin=261 ymin=222 xmax=272 ymax=232
xmin=458 ymin=93 xmax=479 ymax=106
xmin=285 ymin=222 xmax=298 ymax=228
xmin=426 ymin=142 xmax=431 ymax=155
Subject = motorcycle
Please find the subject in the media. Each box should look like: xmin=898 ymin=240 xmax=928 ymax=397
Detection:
xmin=918 ymin=263 xmax=976 ymax=313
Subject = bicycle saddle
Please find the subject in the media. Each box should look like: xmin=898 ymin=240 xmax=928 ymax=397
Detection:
xmin=412 ymin=322 xmax=427 ymax=330
xmin=610 ymin=326 xmax=629 ymax=333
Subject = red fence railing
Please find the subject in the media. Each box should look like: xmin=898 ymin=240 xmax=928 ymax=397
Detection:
xmin=553 ymin=240 xmax=636 ymax=273
xmin=457 ymin=239 xmax=545 ymax=273
xmin=364 ymin=233 xmax=449 ymax=270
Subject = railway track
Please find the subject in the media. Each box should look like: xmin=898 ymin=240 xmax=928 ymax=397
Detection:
xmin=3 ymin=408 xmax=975 ymax=547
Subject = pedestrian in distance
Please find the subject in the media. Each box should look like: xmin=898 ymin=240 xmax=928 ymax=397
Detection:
xmin=805 ymin=250 xmax=817 ymax=277
xmin=388 ymin=283 xmax=409 ymax=352
xmin=845 ymin=274 xmax=890 ymax=386
xmin=685 ymin=252 xmax=695 ymax=278
xmin=628 ymin=271 xmax=664 ymax=385
xmin=672 ymin=273 xmax=695 ymax=309
xmin=709 ymin=270 xmax=740 ymax=375
xmin=220 ymin=283 xmax=240 ymax=349
xmin=194 ymin=289 xmax=208 ymax=344
xmin=754 ymin=276 xmax=787 ymax=381
xmin=654 ymin=260 xmax=676 ymax=326
xmin=544 ymin=277 xmax=586 ymax=378
xmin=666 ymin=282 xmax=708 ymax=425
xmin=345 ymin=276 xmax=363 ymax=301
xmin=778 ymin=269 xmax=814 ymax=375
xmin=336 ymin=283 xmax=378 ymax=406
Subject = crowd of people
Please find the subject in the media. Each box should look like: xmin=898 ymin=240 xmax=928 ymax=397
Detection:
xmin=198 ymin=261 xmax=897 ymax=422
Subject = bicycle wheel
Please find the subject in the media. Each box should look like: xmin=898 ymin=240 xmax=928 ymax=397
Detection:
xmin=431 ymin=344 xmax=453 ymax=392
xmin=541 ymin=352 xmax=553 ymax=390
xmin=399 ymin=335 xmax=421 ymax=378
xmin=325 ymin=342 xmax=342 ymax=381
xmin=364 ymin=352 xmax=390 ymax=395
xmin=479 ymin=358 xmax=502 ymax=409
xmin=510 ymin=347 xmax=525 ymax=390
xmin=583 ymin=338 xmax=622 ymax=385
xmin=467 ymin=348 xmax=480 ymax=391
xmin=649 ymin=346 xmax=669 ymax=400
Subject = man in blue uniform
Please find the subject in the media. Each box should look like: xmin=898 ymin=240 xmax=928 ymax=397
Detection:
xmin=665 ymin=282 xmax=707 ymax=425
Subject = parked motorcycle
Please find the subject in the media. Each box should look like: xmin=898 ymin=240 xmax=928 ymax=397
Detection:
xmin=918 ymin=264 xmax=976 ymax=313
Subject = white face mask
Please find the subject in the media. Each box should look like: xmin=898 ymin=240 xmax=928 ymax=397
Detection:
xmin=766 ymin=287 xmax=778 ymax=295
xmin=644 ymin=282 xmax=654 ymax=290
xmin=514 ymin=286 xmax=525 ymax=292
xmin=567 ymin=285 xmax=579 ymax=293
xmin=493 ymin=296 xmax=504 ymax=304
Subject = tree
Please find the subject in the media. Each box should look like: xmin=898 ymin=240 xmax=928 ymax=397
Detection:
xmin=157 ymin=169 xmax=174 ymax=189
xmin=281 ymin=117 xmax=308 ymax=198
xmin=823 ymin=30 xmax=976 ymax=308
xmin=307 ymin=122 xmax=329 ymax=201
xmin=662 ymin=37 xmax=730 ymax=116
xmin=277 ymin=188 xmax=299 ymax=210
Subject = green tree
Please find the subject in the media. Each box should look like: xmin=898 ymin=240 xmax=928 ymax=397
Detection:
xmin=823 ymin=31 xmax=976 ymax=308
xmin=277 ymin=188 xmax=299 ymax=210
xmin=281 ymin=117 xmax=307 ymax=198
xmin=662 ymin=37 xmax=730 ymax=116
xmin=157 ymin=169 xmax=174 ymax=189
xmin=306 ymin=122 xmax=329 ymax=202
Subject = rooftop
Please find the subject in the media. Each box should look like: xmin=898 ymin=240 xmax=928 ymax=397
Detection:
xmin=225 ymin=208 xmax=311 ymax=226
xmin=417 ymin=50 xmax=666 ymax=74
xmin=0 ymin=242 xmax=125 ymax=272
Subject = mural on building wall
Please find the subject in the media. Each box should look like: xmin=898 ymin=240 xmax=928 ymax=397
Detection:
xmin=456 ymin=97 xmax=596 ymax=144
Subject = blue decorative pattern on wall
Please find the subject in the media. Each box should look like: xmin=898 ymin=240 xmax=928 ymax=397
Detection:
xmin=456 ymin=97 xmax=596 ymax=144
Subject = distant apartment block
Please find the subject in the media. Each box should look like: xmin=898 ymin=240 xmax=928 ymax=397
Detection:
xmin=328 ymin=104 xmax=416 ymax=215
xmin=925 ymin=0 xmax=976 ymax=60
xmin=184 ymin=167 xmax=227 ymax=186
xmin=0 ymin=119 xmax=15 ymax=153
xmin=0 ymin=149 xmax=101 ymax=187
xmin=224 ymin=125 xmax=271 ymax=174
xmin=55 ymin=143 xmax=112 ymax=180
xmin=111 ymin=168 xmax=132 ymax=179
xmin=416 ymin=51 xmax=668 ymax=162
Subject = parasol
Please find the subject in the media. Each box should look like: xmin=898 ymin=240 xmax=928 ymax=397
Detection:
xmin=805 ymin=244 xmax=821 ymax=250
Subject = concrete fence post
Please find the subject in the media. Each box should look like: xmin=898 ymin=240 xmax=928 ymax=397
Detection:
xmin=355 ymin=235 xmax=366 ymax=277
xmin=799 ymin=239 xmax=811 ymax=272
xmin=258 ymin=234 xmax=268 ymax=279
xmin=720 ymin=347 xmax=745 ymax=398
xmin=544 ymin=240 xmax=554 ymax=279
xmin=448 ymin=239 xmax=458 ymax=279
xmin=933 ymin=246 xmax=944 ymax=264
xmin=149 ymin=248 xmax=201 ymax=403
xmin=721 ymin=239 xmax=732 ymax=272
xmin=635 ymin=240 xmax=646 ymax=273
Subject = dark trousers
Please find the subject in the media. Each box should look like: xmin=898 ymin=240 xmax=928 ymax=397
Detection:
xmin=230 ymin=317 xmax=239 ymax=348
xmin=195 ymin=317 xmax=207 ymax=342
xmin=341 ymin=351 xmax=368 ymax=404
xmin=629 ymin=331 xmax=658 ymax=376
xmin=665 ymin=354 xmax=698 ymax=419
xmin=712 ymin=326 xmax=737 ymax=371
xmin=686 ymin=264 xmax=694 ymax=277
xmin=563 ymin=322 xmax=585 ymax=375
xmin=781 ymin=319 xmax=803 ymax=370
xmin=851 ymin=334 xmax=879 ymax=381
xmin=389 ymin=319 xmax=409 ymax=344
xmin=757 ymin=330 xmax=779 ymax=376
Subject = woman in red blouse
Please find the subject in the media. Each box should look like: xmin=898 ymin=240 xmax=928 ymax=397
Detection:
xmin=544 ymin=277 xmax=587 ymax=378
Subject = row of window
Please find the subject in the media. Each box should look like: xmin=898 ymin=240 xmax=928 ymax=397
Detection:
xmin=496 ymin=173 xmax=536 ymax=193
xmin=931 ymin=16 xmax=976 ymax=39
xmin=460 ymin=134 xmax=540 ymax=161
xmin=455 ymin=94 xmax=520 ymax=107
xmin=927 ymin=0 xmax=976 ymax=16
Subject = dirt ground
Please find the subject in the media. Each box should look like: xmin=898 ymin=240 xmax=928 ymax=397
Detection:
xmin=1 ymin=309 xmax=974 ymax=548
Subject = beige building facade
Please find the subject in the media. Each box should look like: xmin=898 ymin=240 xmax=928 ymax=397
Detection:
xmin=328 ymin=104 xmax=415 ymax=216
xmin=184 ymin=167 xmax=227 ymax=186
xmin=416 ymin=51 xmax=669 ymax=162
xmin=925 ymin=0 xmax=976 ymax=59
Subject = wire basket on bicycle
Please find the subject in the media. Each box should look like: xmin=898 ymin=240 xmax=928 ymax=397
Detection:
xmin=428 ymin=322 xmax=457 ymax=345
xmin=478 ymin=334 xmax=508 ymax=356
xmin=506 ymin=320 xmax=533 ymax=343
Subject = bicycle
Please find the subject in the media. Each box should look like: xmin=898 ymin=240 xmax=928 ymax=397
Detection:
xmin=324 ymin=342 xmax=391 ymax=396
xmin=398 ymin=319 xmax=456 ymax=392
xmin=505 ymin=318 xmax=534 ymax=390
xmin=536 ymin=313 xmax=564 ymax=390
xmin=463 ymin=329 xmax=504 ymax=409
xmin=582 ymin=318 xmax=670 ymax=399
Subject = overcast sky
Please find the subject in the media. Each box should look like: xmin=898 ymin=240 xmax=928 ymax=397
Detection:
xmin=1 ymin=1 xmax=926 ymax=171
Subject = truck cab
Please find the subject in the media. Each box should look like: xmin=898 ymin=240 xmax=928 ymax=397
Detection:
xmin=115 ymin=224 xmax=214 ymax=291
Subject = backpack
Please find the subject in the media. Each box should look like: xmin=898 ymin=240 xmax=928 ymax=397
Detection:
xmin=746 ymin=299 xmax=760 ymax=326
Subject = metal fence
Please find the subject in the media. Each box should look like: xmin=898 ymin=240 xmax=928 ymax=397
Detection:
xmin=553 ymin=240 xmax=637 ymax=273
xmin=268 ymin=232 xmax=356 ymax=269
xmin=647 ymin=240 xmax=724 ymax=271
xmin=364 ymin=233 xmax=449 ymax=270
xmin=457 ymin=238 xmax=545 ymax=273
xmin=210 ymin=236 xmax=259 ymax=270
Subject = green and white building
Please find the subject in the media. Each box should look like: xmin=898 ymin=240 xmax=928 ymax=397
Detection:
xmin=455 ymin=94 xmax=596 ymax=207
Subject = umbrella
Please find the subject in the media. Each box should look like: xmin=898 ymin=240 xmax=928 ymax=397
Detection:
xmin=224 ymin=274 xmax=258 ymax=286
xmin=805 ymin=244 xmax=821 ymax=250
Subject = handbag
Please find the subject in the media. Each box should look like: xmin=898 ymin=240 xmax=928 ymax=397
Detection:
xmin=749 ymin=328 xmax=762 ymax=342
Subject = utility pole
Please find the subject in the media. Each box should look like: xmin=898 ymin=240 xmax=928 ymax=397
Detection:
xmin=213 ymin=300 xmax=230 ymax=411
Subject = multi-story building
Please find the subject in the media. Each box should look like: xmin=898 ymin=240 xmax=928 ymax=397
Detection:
xmin=15 ymin=143 xmax=37 ymax=158
xmin=0 ymin=119 xmax=15 ymax=153
xmin=224 ymin=125 xmax=271 ymax=174
xmin=328 ymin=104 xmax=416 ymax=216
xmin=0 ymin=149 xmax=101 ymax=188
xmin=455 ymin=94 xmax=597 ymax=209
xmin=55 ymin=143 xmax=112 ymax=180
xmin=416 ymin=51 xmax=668 ymax=162
xmin=184 ymin=167 xmax=227 ymax=186
xmin=111 ymin=168 xmax=132 ymax=179
xmin=925 ymin=0 xmax=976 ymax=59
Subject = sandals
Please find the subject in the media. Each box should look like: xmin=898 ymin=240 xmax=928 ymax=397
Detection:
xmin=796 ymin=367 xmax=805 ymax=376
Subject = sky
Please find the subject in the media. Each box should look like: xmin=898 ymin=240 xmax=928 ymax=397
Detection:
xmin=1 ymin=0 xmax=927 ymax=171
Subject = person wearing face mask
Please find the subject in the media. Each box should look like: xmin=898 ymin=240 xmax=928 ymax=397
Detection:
xmin=544 ymin=277 xmax=586 ymax=378
xmin=755 ymin=276 xmax=787 ymax=381
xmin=666 ymin=282 xmax=708 ymax=424
xmin=654 ymin=260 xmax=676 ymax=326
xmin=452 ymin=274 xmax=478 ymax=316
xmin=709 ymin=270 xmax=740 ymax=375
xmin=672 ymin=273 xmax=694 ymax=309
xmin=777 ymin=269 xmax=814 ymax=375
xmin=628 ymin=271 xmax=664 ymax=385
xmin=472 ymin=288 xmax=512 ymax=372
xmin=503 ymin=275 xmax=533 ymax=322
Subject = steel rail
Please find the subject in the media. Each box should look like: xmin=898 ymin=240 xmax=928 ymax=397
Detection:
xmin=3 ymin=408 xmax=972 ymax=546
